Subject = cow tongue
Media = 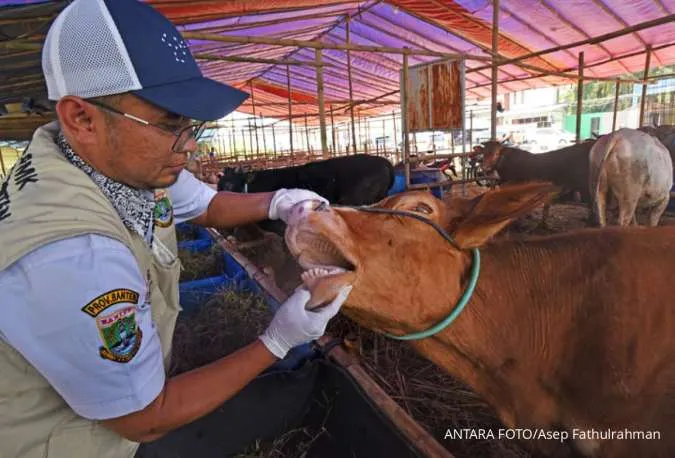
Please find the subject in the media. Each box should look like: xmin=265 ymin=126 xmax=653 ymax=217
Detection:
xmin=301 ymin=267 xmax=352 ymax=310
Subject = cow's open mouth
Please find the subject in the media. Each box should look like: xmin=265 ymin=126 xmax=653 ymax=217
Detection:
xmin=291 ymin=230 xmax=357 ymax=309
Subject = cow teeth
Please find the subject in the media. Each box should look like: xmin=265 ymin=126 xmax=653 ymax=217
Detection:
xmin=302 ymin=268 xmax=329 ymax=282
xmin=301 ymin=267 xmax=347 ymax=285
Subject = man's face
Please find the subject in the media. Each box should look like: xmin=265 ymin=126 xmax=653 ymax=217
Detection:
xmin=98 ymin=95 xmax=197 ymax=190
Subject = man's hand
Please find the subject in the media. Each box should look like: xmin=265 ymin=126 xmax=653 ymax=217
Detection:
xmin=267 ymin=188 xmax=329 ymax=223
xmin=259 ymin=286 xmax=352 ymax=359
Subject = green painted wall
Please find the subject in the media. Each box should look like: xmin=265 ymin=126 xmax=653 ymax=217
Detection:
xmin=563 ymin=112 xmax=614 ymax=139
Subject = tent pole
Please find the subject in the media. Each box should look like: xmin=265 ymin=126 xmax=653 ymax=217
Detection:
xmin=491 ymin=0 xmax=500 ymax=141
xmin=402 ymin=49 xmax=411 ymax=191
xmin=575 ymin=52 xmax=584 ymax=144
xmin=639 ymin=45 xmax=652 ymax=127
xmin=346 ymin=16 xmax=357 ymax=155
xmin=612 ymin=79 xmax=620 ymax=132
xmin=330 ymin=105 xmax=336 ymax=155
xmin=250 ymin=82 xmax=260 ymax=157
xmin=315 ymin=49 xmax=329 ymax=159
xmin=286 ymin=65 xmax=294 ymax=159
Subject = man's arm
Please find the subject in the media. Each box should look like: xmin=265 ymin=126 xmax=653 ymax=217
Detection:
xmin=102 ymin=340 xmax=276 ymax=442
xmin=190 ymin=190 xmax=275 ymax=228
xmin=170 ymin=170 xmax=326 ymax=230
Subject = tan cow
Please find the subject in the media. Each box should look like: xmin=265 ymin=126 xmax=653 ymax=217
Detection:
xmin=285 ymin=183 xmax=675 ymax=458
xmin=590 ymin=128 xmax=672 ymax=227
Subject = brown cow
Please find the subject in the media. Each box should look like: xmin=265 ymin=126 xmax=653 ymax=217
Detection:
xmin=285 ymin=184 xmax=675 ymax=458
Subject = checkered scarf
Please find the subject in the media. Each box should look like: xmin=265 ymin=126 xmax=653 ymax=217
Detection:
xmin=56 ymin=131 xmax=155 ymax=241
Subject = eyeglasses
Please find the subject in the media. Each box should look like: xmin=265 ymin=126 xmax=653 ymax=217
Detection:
xmin=84 ymin=99 xmax=207 ymax=152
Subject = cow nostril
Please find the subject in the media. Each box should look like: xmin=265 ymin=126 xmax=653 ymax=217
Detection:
xmin=313 ymin=201 xmax=328 ymax=212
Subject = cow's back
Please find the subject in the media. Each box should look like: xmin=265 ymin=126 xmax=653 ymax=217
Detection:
xmin=497 ymin=144 xmax=592 ymax=201
xmin=590 ymin=128 xmax=672 ymax=207
xmin=314 ymin=155 xmax=394 ymax=205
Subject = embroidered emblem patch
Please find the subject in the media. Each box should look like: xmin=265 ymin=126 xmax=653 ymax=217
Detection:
xmin=81 ymin=289 xmax=140 ymax=317
xmin=154 ymin=189 xmax=174 ymax=228
xmin=97 ymin=306 xmax=143 ymax=363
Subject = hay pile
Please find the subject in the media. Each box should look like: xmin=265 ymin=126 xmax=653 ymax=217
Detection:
xmin=176 ymin=225 xmax=204 ymax=243
xmin=178 ymin=245 xmax=225 ymax=282
xmin=170 ymin=287 xmax=273 ymax=376
xmin=232 ymin=398 xmax=333 ymax=458
xmin=325 ymin=315 xmax=531 ymax=458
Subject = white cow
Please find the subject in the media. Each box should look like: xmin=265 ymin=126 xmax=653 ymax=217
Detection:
xmin=590 ymin=128 xmax=673 ymax=227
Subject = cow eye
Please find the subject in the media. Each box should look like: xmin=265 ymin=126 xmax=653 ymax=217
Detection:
xmin=413 ymin=203 xmax=433 ymax=214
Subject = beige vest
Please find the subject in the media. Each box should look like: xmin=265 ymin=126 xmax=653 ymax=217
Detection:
xmin=0 ymin=122 xmax=182 ymax=458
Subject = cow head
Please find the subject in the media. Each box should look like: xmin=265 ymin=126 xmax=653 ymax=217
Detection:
xmin=477 ymin=140 xmax=507 ymax=172
xmin=284 ymin=182 xmax=559 ymax=334
xmin=217 ymin=166 xmax=255 ymax=192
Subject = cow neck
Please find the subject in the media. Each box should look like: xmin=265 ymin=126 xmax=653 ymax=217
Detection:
xmin=350 ymin=206 xmax=480 ymax=341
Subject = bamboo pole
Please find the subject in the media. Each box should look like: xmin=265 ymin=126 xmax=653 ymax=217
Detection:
xmin=639 ymin=46 xmax=652 ymax=127
xmin=271 ymin=123 xmax=277 ymax=159
xmin=381 ymin=118 xmax=386 ymax=156
xmin=346 ymin=16 xmax=358 ymax=155
xmin=247 ymin=118 xmax=255 ymax=159
xmin=184 ymin=30 xmax=658 ymax=85
xmin=194 ymin=54 xmax=324 ymax=66
xmin=402 ymin=50 xmax=411 ymax=190
xmin=315 ymin=49 xmax=330 ymax=159
xmin=304 ymin=114 xmax=311 ymax=154
xmin=330 ymin=106 xmax=336 ymax=154
xmin=491 ymin=0 xmax=500 ymax=141
xmin=365 ymin=116 xmax=371 ymax=154
xmin=250 ymin=83 xmax=260 ymax=157
xmin=469 ymin=13 xmax=675 ymax=72
xmin=182 ymin=31 xmax=488 ymax=62
xmin=576 ymin=52 xmax=584 ymax=144
xmin=286 ymin=65 xmax=294 ymax=158
xmin=612 ymin=79 xmax=620 ymax=132
xmin=241 ymin=126 xmax=247 ymax=160
xmin=260 ymin=115 xmax=268 ymax=156
xmin=0 ymin=15 xmax=57 ymax=25
xmin=392 ymin=111 xmax=398 ymax=156
xmin=470 ymin=110 xmax=474 ymax=149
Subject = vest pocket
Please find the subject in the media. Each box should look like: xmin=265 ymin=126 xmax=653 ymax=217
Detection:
xmin=47 ymin=421 xmax=138 ymax=458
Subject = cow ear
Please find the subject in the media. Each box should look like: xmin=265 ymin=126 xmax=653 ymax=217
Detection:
xmin=448 ymin=182 xmax=560 ymax=248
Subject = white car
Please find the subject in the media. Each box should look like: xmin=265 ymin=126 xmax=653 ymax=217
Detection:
xmin=530 ymin=128 xmax=576 ymax=153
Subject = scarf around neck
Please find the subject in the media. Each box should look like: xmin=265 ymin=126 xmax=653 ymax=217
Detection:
xmin=56 ymin=132 xmax=155 ymax=241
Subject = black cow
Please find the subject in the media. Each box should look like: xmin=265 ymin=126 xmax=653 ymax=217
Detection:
xmin=475 ymin=140 xmax=597 ymax=225
xmin=639 ymin=125 xmax=675 ymax=164
xmin=477 ymin=140 xmax=595 ymax=204
xmin=218 ymin=154 xmax=395 ymax=236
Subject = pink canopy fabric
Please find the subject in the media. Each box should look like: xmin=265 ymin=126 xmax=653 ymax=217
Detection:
xmin=1 ymin=0 xmax=673 ymax=125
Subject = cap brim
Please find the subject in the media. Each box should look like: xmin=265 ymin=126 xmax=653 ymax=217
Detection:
xmin=132 ymin=77 xmax=249 ymax=121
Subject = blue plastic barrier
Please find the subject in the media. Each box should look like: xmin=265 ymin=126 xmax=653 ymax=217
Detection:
xmin=387 ymin=169 xmax=443 ymax=198
xmin=177 ymin=223 xmax=314 ymax=371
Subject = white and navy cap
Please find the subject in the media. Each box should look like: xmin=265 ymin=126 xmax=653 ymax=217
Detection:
xmin=42 ymin=0 xmax=248 ymax=121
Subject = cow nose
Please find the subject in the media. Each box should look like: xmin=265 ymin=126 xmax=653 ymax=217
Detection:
xmin=286 ymin=200 xmax=326 ymax=226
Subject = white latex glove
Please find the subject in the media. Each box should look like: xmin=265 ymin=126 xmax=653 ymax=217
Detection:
xmin=259 ymin=285 xmax=352 ymax=359
xmin=267 ymin=188 xmax=329 ymax=223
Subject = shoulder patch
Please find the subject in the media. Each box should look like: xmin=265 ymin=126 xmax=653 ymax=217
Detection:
xmin=82 ymin=289 xmax=140 ymax=317
xmin=97 ymin=306 xmax=143 ymax=363
xmin=154 ymin=189 xmax=174 ymax=228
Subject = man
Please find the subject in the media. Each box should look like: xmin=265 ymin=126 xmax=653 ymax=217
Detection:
xmin=0 ymin=1 xmax=351 ymax=457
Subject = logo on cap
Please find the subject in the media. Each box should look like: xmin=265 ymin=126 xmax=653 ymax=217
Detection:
xmin=161 ymin=32 xmax=188 ymax=64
